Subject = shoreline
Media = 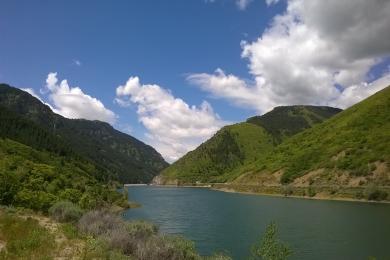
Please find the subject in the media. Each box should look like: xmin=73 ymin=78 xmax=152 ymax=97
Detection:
xmin=211 ymin=187 xmax=390 ymax=204
xmin=145 ymin=184 xmax=390 ymax=204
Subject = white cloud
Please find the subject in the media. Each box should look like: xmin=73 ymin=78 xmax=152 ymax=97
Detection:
xmin=21 ymin=87 xmax=57 ymax=111
xmin=265 ymin=0 xmax=279 ymax=6
xmin=116 ymin=76 xmax=227 ymax=162
xmin=189 ymin=0 xmax=390 ymax=113
xmin=43 ymin=73 xmax=116 ymax=124
xmin=236 ymin=0 xmax=252 ymax=10
xmin=73 ymin=59 xmax=82 ymax=66
xmin=21 ymin=88 xmax=42 ymax=101
xmin=204 ymin=0 xmax=253 ymax=10
xmin=330 ymin=73 xmax=390 ymax=109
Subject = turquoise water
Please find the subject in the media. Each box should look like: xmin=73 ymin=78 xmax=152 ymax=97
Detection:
xmin=123 ymin=186 xmax=390 ymax=260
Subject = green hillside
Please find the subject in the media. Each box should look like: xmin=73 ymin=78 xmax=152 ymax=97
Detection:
xmin=158 ymin=106 xmax=340 ymax=184
xmin=0 ymin=84 xmax=168 ymax=183
xmin=247 ymin=106 xmax=342 ymax=143
xmin=236 ymin=86 xmax=390 ymax=187
xmin=159 ymin=123 xmax=274 ymax=183
xmin=0 ymin=138 xmax=125 ymax=212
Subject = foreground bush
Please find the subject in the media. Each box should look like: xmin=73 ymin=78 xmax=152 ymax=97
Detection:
xmin=77 ymin=210 xmax=232 ymax=260
xmin=49 ymin=201 xmax=84 ymax=222
xmin=78 ymin=210 xmax=123 ymax=236
xmin=133 ymin=234 xmax=199 ymax=260
xmin=251 ymin=222 xmax=292 ymax=260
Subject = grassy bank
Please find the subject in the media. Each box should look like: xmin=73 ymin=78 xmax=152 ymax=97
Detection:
xmin=210 ymin=183 xmax=390 ymax=203
xmin=0 ymin=205 xmax=232 ymax=260
xmin=153 ymin=183 xmax=390 ymax=203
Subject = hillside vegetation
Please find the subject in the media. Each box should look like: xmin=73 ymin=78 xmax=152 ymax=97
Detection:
xmin=0 ymin=84 xmax=168 ymax=183
xmin=237 ymin=86 xmax=390 ymax=188
xmin=159 ymin=106 xmax=340 ymax=184
xmin=247 ymin=106 xmax=342 ymax=143
xmin=0 ymin=138 xmax=126 ymax=212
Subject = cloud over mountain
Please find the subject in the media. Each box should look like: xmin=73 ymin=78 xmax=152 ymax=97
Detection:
xmin=44 ymin=73 xmax=116 ymax=124
xmin=189 ymin=0 xmax=390 ymax=113
xmin=116 ymin=76 xmax=227 ymax=162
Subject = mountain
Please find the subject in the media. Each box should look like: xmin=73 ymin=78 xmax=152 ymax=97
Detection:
xmin=247 ymin=105 xmax=343 ymax=143
xmin=0 ymin=84 xmax=168 ymax=183
xmin=235 ymin=86 xmax=390 ymax=188
xmin=158 ymin=105 xmax=341 ymax=184
xmin=0 ymin=137 xmax=125 ymax=211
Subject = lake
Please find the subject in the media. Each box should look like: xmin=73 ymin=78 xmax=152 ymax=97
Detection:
xmin=123 ymin=186 xmax=390 ymax=260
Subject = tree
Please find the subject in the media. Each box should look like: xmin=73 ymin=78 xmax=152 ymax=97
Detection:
xmin=251 ymin=222 xmax=292 ymax=260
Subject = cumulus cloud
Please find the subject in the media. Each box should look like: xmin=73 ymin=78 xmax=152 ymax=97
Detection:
xmin=189 ymin=0 xmax=390 ymax=113
xmin=115 ymin=76 xmax=227 ymax=162
xmin=43 ymin=73 xmax=116 ymax=124
xmin=330 ymin=73 xmax=390 ymax=109
xmin=21 ymin=87 xmax=57 ymax=111
xmin=21 ymin=88 xmax=42 ymax=101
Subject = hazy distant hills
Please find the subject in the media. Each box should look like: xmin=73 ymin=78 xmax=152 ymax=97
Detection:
xmin=158 ymin=105 xmax=341 ymax=184
xmin=0 ymin=84 xmax=168 ymax=183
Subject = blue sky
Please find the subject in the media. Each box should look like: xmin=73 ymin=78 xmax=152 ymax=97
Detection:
xmin=1 ymin=0 xmax=389 ymax=161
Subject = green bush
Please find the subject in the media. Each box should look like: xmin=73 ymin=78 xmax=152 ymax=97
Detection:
xmin=133 ymin=235 xmax=200 ymax=260
xmin=250 ymin=222 xmax=292 ymax=260
xmin=366 ymin=189 xmax=388 ymax=201
xmin=77 ymin=210 xmax=230 ymax=259
xmin=14 ymin=189 xmax=56 ymax=212
xmin=59 ymin=188 xmax=83 ymax=204
xmin=307 ymin=187 xmax=316 ymax=197
xmin=49 ymin=201 xmax=83 ymax=222
xmin=127 ymin=220 xmax=158 ymax=239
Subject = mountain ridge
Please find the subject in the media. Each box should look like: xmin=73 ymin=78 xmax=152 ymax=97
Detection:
xmin=0 ymin=84 xmax=168 ymax=183
xmin=158 ymin=105 xmax=341 ymax=184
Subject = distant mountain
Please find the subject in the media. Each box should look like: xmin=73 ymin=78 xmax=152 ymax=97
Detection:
xmin=157 ymin=105 xmax=341 ymax=184
xmin=235 ymin=86 xmax=390 ymax=187
xmin=247 ymin=106 xmax=342 ymax=143
xmin=0 ymin=84 xmax=168 ymax=183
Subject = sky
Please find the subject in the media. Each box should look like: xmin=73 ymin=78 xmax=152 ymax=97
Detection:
xmin=1 ymin=0 xmax=390 ymax=162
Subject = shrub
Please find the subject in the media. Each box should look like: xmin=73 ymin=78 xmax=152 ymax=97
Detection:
xmin=307 ymin=187 xmax=316 ymax=197
xmin=78 ymin=192 xmax=100 ymax=209
xmin=59 ymin=188 xmax=83 ymax=204
xmin=127 ymin=220 xmax=158 ymax=239
xmin=78 ymin=210 xmax=123 ymax=236
xmin=14 ymin=189 xmax=57 ymax=212
xmin=365 ymin=185 xmax=388 ymax=201
xmin=49 ymin=201 xmax=84 ymax=223
xmin=367 ymin=190 xmax=388 ymax=201
xmin=133 ymin=235 xmax=199 ymax=260
xmin=250 ymin=222 xmax=292 ymax=260
xmin=104 ymin=227 xmax=134 ymax=254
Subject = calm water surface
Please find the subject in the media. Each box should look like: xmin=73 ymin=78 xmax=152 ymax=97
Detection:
xmin=123 ymin=186 xmax=390 ymax=260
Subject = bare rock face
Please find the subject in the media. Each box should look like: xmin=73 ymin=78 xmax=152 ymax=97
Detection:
xmin=151 ymin=175 xmax=179 ymax=185
xmin=151 ymin=175 xmax=164 ymax=185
